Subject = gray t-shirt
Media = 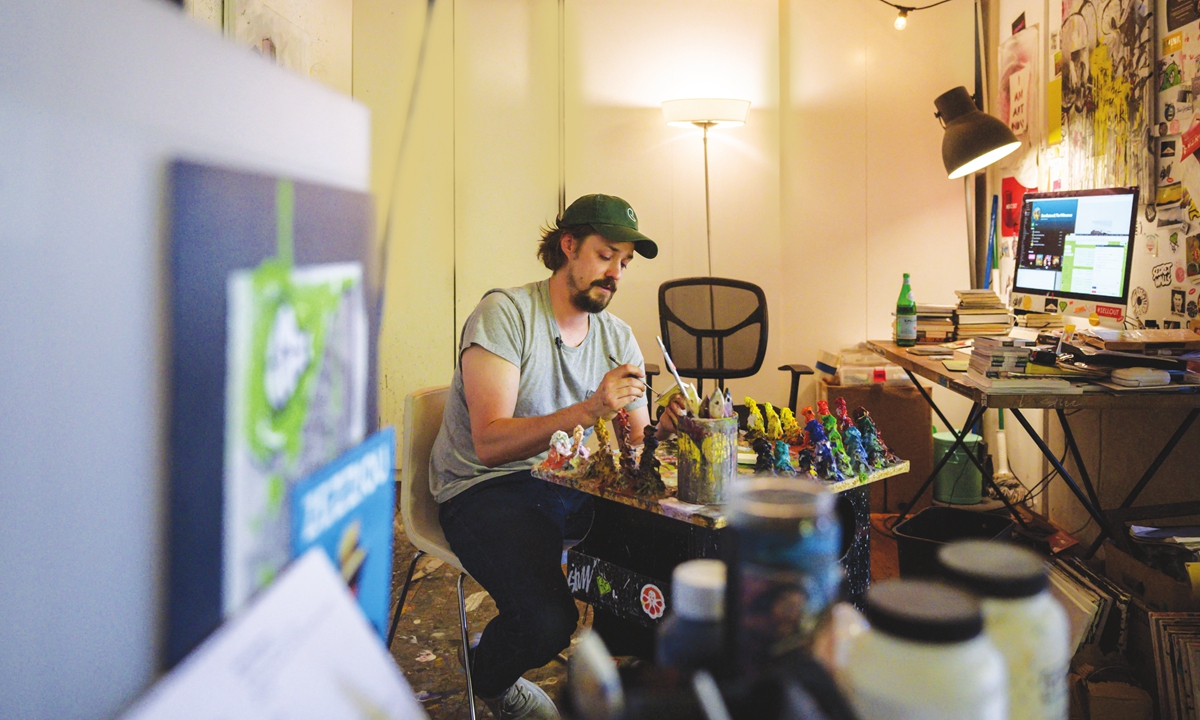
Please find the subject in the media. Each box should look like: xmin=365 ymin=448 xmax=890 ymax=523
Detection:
xmin=429 ymin=279 xmax=647 ymax=503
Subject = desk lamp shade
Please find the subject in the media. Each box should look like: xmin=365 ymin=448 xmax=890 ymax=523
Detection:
xmin=663 ymin=98 xmax=750 ymax=127
xmin=935 ymin=86 xmax=1020 ymax=179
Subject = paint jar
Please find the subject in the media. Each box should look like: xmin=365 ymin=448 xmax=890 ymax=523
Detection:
xmin=656 ymin=559 xmax=726 ymax=674
xmin=839 ymin=579 xmax=1007 ymax=720
xmin=938 ymin=540 xmax=1070 ymax=720
xmin=725 ymin=477 xmax=842 ymax=679
xmin=676 ymin=415 xmax=737 ymax=504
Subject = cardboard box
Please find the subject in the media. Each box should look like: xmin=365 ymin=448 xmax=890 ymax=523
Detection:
xmin=1086 ymin=680 xmax=1154 ymax=720
xmin=819 ymin=381 xmax=933 ymax=514
xmin=1104 ymin=541 xmax=1200 ymax=612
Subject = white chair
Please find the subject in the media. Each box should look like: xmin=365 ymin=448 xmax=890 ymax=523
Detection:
xmin=386 ymin=385 xmax=478 ymax=720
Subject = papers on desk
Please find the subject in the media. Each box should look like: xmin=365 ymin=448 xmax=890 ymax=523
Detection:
xmin=122 ymin=549 xmax=427 ymax=720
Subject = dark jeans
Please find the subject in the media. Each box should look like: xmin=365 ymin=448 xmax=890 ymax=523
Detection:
xmin=438 ymin=471 xmax=594 ymax=698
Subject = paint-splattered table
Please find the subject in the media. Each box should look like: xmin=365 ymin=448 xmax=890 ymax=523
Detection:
xmin=533 ymin=452 xmax=909 ymax=656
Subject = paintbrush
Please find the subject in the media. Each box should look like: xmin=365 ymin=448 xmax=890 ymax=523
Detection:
xmin=608 ymin=354 xmax=659 ymax=397
xmin=655 ymin=336 xmax=700 ymax=414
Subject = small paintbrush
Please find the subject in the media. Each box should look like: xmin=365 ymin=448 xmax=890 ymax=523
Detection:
xmin=609 ymin=354 xmax=659 ymax=397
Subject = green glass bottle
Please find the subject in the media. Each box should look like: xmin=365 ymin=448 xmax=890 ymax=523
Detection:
xmin=895 ymin=273 xmax=917 ymax=347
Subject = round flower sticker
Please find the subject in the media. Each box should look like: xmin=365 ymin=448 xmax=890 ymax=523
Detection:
xmin=640 ymin=584 xmax=665 ymax=619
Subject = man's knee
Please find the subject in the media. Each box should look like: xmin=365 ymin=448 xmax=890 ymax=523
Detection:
xmin=521 ymin=597 xmax=578 ymax=662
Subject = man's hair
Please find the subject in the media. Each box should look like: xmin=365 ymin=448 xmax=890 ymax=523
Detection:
xmin=537 ymin=220 xmax=596 ymax=272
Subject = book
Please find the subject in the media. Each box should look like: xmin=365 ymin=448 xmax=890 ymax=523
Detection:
xmin=956 ymin=313 xmax=1013 ymax=324
xmin=973 ymin=336 xmax=1031 ymax=348
xmin=966 ymin=367 xmax=1073 ymax=390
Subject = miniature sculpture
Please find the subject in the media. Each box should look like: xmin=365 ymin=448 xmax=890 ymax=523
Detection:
xmin=753 ymin=435 xmax=776 ymax=475
xmin=833 ymin=397 xmax=854 ymax=436
xmin=635 ymin=424 xmax=666 ymax=498
xmin=817 ymin=400 xmax=836 ymax=430
xmin=584 ymin=418 xmax=620 ymax=486
xmin=745 ymin=398 xmax=765 ymax=440
xmin=801 ymin=411 xmax=842 ymax=481
xmin=822 ymin=415 xmax=855 ymax=476
xmin=853 ymin=407 xmax=897 ymax=467
xmin=780 ymin=407 xmax=802 ymax=445
xmin=764 ymin=402 xmax=783 ymax=442
xmin=707 ymin=389 xmax=727 ymax=419
xmin=613 ymin=409 xmax=638 ymax=488
xmin=724 ymin=389 xmax=735 ymax=419
xmin=541 ymin=425 xmax=590 ymax=472
xmin=773 ymin=439 xmax=797 ymax=476
xmin=799 ymin=406 xmax=818 ymax=448
xmin=842 ymin=425 xmax=870 ymax=477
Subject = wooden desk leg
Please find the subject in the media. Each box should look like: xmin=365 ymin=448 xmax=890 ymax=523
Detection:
xmin=1083 ymin=408 xmax=1200 ymax=558
xmin=1008 ymin=408 xmax=1115 ymax=544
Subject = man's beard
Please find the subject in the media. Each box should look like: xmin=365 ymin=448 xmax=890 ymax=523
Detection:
xmin=570 ymin=277 xmax=617 ymax=313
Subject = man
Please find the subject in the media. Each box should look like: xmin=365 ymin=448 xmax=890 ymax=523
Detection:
xmin=429 ymin=194 xmax=681 ymax=719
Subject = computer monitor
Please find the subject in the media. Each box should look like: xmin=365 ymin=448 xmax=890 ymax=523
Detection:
xmin=1010 ymin=187 xmax=1139 ymax=322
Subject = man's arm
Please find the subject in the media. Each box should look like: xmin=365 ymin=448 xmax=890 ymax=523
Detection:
xmin=461 ymin=344 xmax=646 ymax=467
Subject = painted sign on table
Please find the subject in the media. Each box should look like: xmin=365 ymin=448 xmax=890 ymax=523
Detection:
xmin=291 ymin=428 xmax=396 ymax=637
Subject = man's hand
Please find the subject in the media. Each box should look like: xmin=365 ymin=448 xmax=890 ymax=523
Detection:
xmin=655 ymin=392 xmax=689 ymax=439
xmin=584 ymin=364 xmax=646 ymax=423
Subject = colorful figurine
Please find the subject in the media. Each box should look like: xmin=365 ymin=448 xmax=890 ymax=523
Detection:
xmin=833 ymin=397 xmax=854 ymax=436
xmin=773 ymin=439 xmax=797 ymax=476
xmin=780 ymin=407 xmax=802 ymax=445
xmin=706 ymin=389 xmax=727 ymax=419
xmin=764 ymin=402 xmax=783 ymax=442
xmin=854 ymin=407 xmax=897 ymax=467
xmin=745 ymin=397 xmax=765 ymax=439
xmin=753 ymin=435 xmax=776 ymax=475
xmin=540 ymin=425 xmax=590 ymax=473
xmin=842 ymin=424 xmax=870 ymax=477
xmin=613 ymin=409 xmax=637 ymax=488
xmin=635 ymin=424 xmax=666 ymax=498
xmin=724 ymin=389 xmax=735 ymax=419
xmin=799 ymin=406 xmax=818 ymax=449
xmin=584 ymin=419 xmax=620 ymax=486
xmin=822 ymin=415 xmax=855 ymax=476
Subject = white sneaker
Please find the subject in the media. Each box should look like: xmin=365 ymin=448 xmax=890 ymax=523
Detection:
xmin=481 ymin=677 xmax=560 ymax=720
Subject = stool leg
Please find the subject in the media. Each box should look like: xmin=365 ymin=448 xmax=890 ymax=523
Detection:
xmin=387 ymin=550 xmax=425 ymax=649
xmin=458 ymin=572 xmax=477 ymax=720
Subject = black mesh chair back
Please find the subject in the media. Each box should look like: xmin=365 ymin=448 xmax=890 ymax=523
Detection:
xmin=658 ymin=277 xmax=768 ymax=395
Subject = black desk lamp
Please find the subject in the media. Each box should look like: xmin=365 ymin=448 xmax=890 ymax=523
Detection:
xmin=934 ymin=86 xmax=1020 ymax=179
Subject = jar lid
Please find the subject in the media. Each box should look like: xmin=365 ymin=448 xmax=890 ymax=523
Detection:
xmin=727 ymin=476 xmax=834 ymax=525
xmin=671 ymin=559 xmax=726 ymax=621
xmin=938 ymin=540 xmax=1049 ymax=598
xmin=865 ymin=580 xmax=982 ymax=644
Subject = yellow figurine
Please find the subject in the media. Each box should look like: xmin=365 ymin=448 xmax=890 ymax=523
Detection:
xmin=585 ymin=419 xmax=620 ymax=486
xmin=781 ymin=407 xmax=801 ymax=443
xmin=764 ymin=402 xmax=782 ymax=442
xmin=745 ymin=397 xmax=764 ymax=434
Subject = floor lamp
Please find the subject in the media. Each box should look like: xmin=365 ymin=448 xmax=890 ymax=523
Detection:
xmin=662 ymin=98 xmax=751 ymax=276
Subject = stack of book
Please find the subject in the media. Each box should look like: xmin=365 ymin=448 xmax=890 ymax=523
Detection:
xmin=915 ymin=303 xmax=956 ymax=344
xmin=1014 ymin=312 xmax=1064 ymax=330
xmin=954 ymin=289 xmax=1012 ymax=339
xmin=966 ymin=336 xmax=1072 ymax=391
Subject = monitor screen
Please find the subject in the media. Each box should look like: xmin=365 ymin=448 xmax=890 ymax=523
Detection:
xmin=1012 ymin=187 xmax=1139 ymax=306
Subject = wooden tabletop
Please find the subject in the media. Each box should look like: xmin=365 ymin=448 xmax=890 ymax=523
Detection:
xmin=533 ymin=458 xmax=910 ymax=530
xmin=867 ymin=340 xmax=1200 ymax=410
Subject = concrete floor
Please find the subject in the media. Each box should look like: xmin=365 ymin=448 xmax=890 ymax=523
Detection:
xmin=388 ymin=515 xmax=903 ymax=720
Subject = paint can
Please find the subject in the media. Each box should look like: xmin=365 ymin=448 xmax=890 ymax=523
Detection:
xmin=676 ymin=415 xmax=737 ymax=504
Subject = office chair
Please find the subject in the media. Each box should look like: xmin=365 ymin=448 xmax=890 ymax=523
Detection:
xmin=387 ymin=385 xmax=479 ymax=720
xmin=658 ymin=277 xmax=813 ymax=412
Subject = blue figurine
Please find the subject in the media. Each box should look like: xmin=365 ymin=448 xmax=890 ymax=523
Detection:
xmin=773 ymin=439 xmax=797 ymax=476
xmin=842 ymin=425 xmax=870 ymax=477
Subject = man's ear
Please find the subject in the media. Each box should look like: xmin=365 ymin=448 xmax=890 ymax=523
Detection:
xmin=560 ymin=232 xmax=579 ymax=259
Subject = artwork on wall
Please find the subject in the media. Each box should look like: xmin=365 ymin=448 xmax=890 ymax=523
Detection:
xmin=1060 ymin=0 xmax=1153 ymax=192
xmin=225 ymin=0 xmax=312 ymax=78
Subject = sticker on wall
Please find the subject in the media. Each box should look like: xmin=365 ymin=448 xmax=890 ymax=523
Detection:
xmin=1188 ymin=235 xmax=1200 ymax=280
xmin=1146 ymin=235 xmax=1159 ymax=254
xmin=1153 ymin=261 xmax=1175 ymax=287
xmin=1167 ymin=103 xmax=1178 ymax=121
xmin=1021 ymin=295 xmax=1033 ymax=310
xmin=1171 ymin=232 xmax=1182 ymax=254
xmin=1190 ymin=300 xmax=1199 ymax=318
xmin=1165 ymin=319 xmax=1182 ymax=328
xmin=1163 ymin=139 xmax=1178 ymax=157
xmin=1044 ymin=297 xmax=1059 ymax=313
xmin=1131 ymin=287 xmax=1149 ymax=317
xmin=1096 ymin=305 xmax=1124 ymax=321
xmin=1179 ymin=266 xmax=1187 ymax=283
xmin=1158 ymin=182 xmax=1184 ymax=207
xmin=1173 ymin=288 xmax=1187 ymax=315
xmin=1145 ymin=319 xmax=1160 ymax=329
xmin=1089 ymin=312 xmax=1101 ymax=326
xmin=1164 ymin=30 xmax=1184 ymax=56
xmin=1161 ymin=162 xmax=1176 ymax=183
xmin=640 ymin=584 xmax=665 ymax=619
xmin=1060 ymin=300 xmax=1068 ymax=313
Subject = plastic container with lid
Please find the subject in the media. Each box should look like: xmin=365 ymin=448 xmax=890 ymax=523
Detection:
xmin=839 ymin=579 xmax=1007 ymax=720
xmin=724 ymin=477 xmax=842 ymax=679
xmin=656 ymin=559 xmax=726 ymax=673
xmin=938 ymin=540 xmax=1070 ymax=720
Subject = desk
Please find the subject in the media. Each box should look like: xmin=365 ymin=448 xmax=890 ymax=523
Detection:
xmin=534 ymin=452 xmax=908 ymax=655
xmin=867 ymin=340 xmax=1200 ymax=557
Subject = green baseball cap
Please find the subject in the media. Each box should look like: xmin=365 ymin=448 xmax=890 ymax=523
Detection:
xmin=561 ymin=194 xmax=658 ymax=259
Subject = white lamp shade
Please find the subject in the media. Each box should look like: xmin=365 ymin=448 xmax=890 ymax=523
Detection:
xmin=662 ymin=98 xmax=751 ymax=127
